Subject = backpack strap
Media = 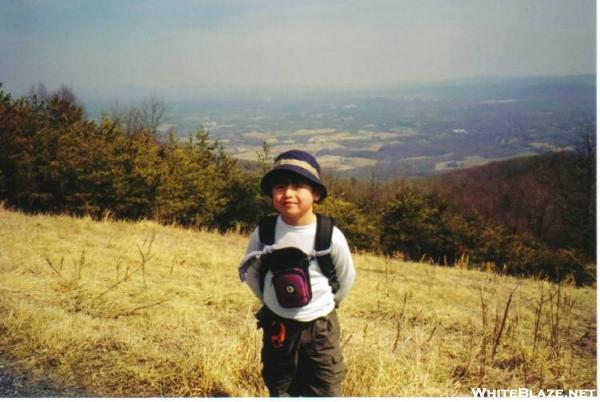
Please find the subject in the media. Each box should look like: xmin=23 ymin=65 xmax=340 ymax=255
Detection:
xmin=315 ymin=214 xmax=340 ymax=294
xmin=258 ymin=215 xmax=278 ymax=246
xmin=258 ymin=215 xmax=278 ymax=292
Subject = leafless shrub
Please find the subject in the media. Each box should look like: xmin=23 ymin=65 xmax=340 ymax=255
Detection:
xmin=137 ymin=230 xmax=156 ymax=288
xmin=44 ymin=255 xmax=65 ymax=278
xmin=491 ymin=287 xmax=517 ymax=361
xmin=74 ymin=250 xmax=86 ymax=280
xmin=532 ymin=280 xmax=549 ymax=353
xmin=478 ymin=286 xmax=489 ymax=383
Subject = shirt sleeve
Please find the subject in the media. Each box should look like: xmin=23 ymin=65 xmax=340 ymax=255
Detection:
xmin=330 ymin=227 xmax=356 ymax=304
xmin=242 ymin=228 xmax=264 ymax=301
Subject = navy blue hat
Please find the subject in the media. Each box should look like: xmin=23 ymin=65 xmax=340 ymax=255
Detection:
xmin=260 ymin=150 xmax=327 ymax=201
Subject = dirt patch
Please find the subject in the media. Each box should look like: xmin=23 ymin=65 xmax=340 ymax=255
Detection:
xmin=574 ymin=322 xmax=597 ymax=356
xmin=0 ymin=358 xmax=93 ymax=397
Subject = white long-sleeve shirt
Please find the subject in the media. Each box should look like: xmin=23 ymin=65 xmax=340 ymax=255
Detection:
xmin=242 ymin=216 xmax=356 ymax=322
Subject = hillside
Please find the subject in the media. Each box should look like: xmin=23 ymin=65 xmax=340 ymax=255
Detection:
xmin=2 ymin=83 xmax=594 ymax=285
xmin=423 ymin=150 xmax=595 ymax=258
xmin=0 ymin=207 xmax=595 ymax=396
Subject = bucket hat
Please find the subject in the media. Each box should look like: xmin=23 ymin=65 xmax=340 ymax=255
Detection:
xmin=260 ymin=150 xmax=327 ymax=201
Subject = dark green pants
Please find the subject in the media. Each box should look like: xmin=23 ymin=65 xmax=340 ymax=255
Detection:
xmin=256 ymin=307 xmax=347 ymax=397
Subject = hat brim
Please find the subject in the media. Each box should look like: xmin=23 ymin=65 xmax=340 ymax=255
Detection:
xmin=261 ymin=167 xmax=327 ymax=202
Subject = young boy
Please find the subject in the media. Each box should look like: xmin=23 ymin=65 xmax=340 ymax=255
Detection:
xmin=239 ymin=149 xmax=356 ymax=397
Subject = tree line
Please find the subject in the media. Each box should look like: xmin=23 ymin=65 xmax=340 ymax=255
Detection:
xmin=0 ymin=83 xmax=595 ymax=285
xmin=0 ymin=83 xmax=272 ymax=232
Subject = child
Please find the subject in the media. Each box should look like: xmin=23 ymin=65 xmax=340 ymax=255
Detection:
xmin=239 ymin=149 xmax=356 ymax=397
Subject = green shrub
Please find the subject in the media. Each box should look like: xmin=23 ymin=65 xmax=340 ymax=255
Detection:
xmin=380 ymin=189 xmax=474 ymax=264
xmin=315 ymin=196 xmax=380 ymax=251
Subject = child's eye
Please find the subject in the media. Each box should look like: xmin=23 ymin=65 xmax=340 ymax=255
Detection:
xmin=296 ymin=182 xmax=312 ymax=190
xmin=272 ymin=182 xmax=310 ymax=191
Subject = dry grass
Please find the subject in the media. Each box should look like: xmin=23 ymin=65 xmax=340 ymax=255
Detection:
xmin=0 ymin=206 xmax=595 ymax=396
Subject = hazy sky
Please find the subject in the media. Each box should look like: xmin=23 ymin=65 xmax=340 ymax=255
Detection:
xmin=1 ymin=0 xmax=596 ymax=97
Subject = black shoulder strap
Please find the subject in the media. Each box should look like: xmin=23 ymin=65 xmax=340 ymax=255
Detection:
xmin=315 ymin=214 xmax=340 ymax=294
xmin=258 ymin=215 xmax=278 ymax=245
xmin=258 ymin=215 xmax=278 ymax=293
xmin=315 ymin=214 xmax=333 ymax=252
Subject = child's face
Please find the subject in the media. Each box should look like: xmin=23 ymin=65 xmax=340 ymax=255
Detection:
xmin=271 ymin=176 xmax=320 ymax=225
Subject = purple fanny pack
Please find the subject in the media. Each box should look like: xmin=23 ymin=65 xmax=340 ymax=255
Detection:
xmin=261 ymin=247 xmax=312 ymax=308
xmin=272 ymin=267 xmax=312 ymax=308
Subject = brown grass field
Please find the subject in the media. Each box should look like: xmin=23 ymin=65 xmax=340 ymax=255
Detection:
xmin=0 ymin=206 xmax=596 ymax=396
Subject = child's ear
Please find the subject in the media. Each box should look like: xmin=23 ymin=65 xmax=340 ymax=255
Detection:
xmin=313 ymin=190 xmax=321 ymax=202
